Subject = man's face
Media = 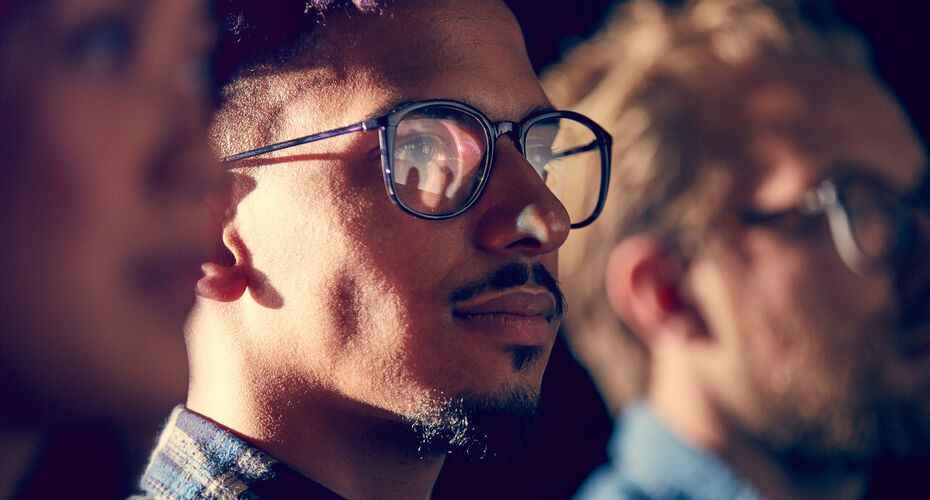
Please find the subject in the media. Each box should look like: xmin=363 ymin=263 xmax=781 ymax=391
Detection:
xmin=225 ymin=0 xmax=569 ymax=453
xmin=687 ymin=62 xmax=930 ymax=464
xmin=0 ymin=0 xmax=214 ymax=422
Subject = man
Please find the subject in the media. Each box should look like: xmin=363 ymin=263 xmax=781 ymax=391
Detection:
xmin=545 ymin=0 xmax=930 ymax=498
xmin=136 ymin=1 xmax=611 ymax=498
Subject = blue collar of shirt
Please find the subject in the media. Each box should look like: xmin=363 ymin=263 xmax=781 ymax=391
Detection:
xmin=135 ymin=406 xmax=345 ymax=499
xmin=577 ymin=400 xmax=764 ymax=500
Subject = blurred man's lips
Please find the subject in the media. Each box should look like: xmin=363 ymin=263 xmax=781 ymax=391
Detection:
xmin=452 ymin=290 xmax=556 ymax=346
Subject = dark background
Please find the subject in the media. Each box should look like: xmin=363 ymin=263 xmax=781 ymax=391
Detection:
xmin=434 ymin=1 xmax=930 ymax=498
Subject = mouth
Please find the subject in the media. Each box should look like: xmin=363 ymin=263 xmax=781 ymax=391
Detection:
xmin=452 ymin=289 xmax=557 ymax=346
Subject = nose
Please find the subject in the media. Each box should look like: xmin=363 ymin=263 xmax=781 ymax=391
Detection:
xmin=473 ymin=139 xmax=571 ymax=256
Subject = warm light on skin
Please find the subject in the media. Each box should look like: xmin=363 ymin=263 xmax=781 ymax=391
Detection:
xmin=189 ymin=5 xmax=570 ymax=497
xmin=517 ymin=205 xmax=550 ymax=244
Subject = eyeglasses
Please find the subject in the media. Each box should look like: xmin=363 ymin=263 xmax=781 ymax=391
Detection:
xmin=737 ymin=169 xmax=929 ymax=275
xmin=224 ymin=99 xmax=612 ymax=228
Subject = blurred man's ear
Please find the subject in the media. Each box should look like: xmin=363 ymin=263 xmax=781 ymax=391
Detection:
xmin=196 ymin=172 xmax=248 ymax=302
xmin=604 ymin=234 xmax=703 ymax=347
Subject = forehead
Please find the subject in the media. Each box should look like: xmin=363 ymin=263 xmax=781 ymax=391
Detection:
xmin=287 ymin=0 xmax=547 ymax=128
xmin=697 ymin=62 xmax=927 ymax=208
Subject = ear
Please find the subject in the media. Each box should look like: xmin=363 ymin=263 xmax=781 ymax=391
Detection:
xmin=604 ymin=234 xmax=701 ymax=347
xmin=195 ymin=173 xmax=248 ymax=302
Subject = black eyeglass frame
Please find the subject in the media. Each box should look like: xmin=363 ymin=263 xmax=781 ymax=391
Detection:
xmin=224 ymin=99 xmax=612 ymax=229
xmin=737 ymin=168 xmax=929 ymax=275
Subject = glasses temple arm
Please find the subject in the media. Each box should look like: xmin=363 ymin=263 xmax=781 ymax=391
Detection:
xmin=551 ymin=140 xmax=599 ymax=160
xmin=223 ymin=119 xmax=381 ymax=163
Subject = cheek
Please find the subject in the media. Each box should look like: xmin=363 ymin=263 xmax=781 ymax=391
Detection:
xmin=40 ymin=89 xmax=157 ymax=287
xmin=27 ymin=71 xmax=160 ymax=233
xmin=307 ymin=157 xmax=468 ymax=315
xmin=741 ymin=229 xmax=893 ymax=332
xmin=733 ymin=233 xmax=894 ymax=394
xmin=236 ymin=171 xmax=411 ymax=352
xmin=4 ymin=104 xmax=139 ymax=316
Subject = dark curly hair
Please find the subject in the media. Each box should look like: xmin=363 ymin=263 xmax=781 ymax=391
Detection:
xmin=209 ymin=0 xmax=389 ymax=156
xmin=212 ymin=1 xmax=388 ymax=92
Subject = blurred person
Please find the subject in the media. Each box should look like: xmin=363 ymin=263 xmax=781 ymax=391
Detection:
xmin=133 ymin=1 xmax=612 ymax=498
xmin=0 ymin=0 xmax=216 ymax=496
xmin=544 ymin=0 xmax=930 ymax=498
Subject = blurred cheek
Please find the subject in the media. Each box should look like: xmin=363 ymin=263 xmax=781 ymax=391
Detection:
xmin=791 ymin=240 xmax=892 ymax=320
xmin=746 ymin=231 xmax=892 ymax=337
xmin=8 ymin=78 xmax=154 ymax=304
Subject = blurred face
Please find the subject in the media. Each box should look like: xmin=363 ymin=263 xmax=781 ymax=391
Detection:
xmin=226 ymin=0 xmax=569 ymax=454
xmin=688 ymin=62 xmax=930 ymax=465
xmin=0 ymin=0 xmax=215 ymax=422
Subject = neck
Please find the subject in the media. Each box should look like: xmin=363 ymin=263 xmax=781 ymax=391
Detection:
xmin=187 ymin=337 xmax=444 ymax=500
xmin=649 ymin=350 xmax=867 ymax=500
xmin=189 ymin=387 xmax=445 ymax=500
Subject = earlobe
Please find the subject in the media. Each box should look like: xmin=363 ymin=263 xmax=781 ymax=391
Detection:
xmin=196 ymin=232 xmax=248 ymax=302
xmin=195 ymin=177 xmax=249 ymax=302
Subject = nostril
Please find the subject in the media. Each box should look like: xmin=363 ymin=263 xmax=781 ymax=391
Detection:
xmin=507 ymin=237 xmax=542 ymax=250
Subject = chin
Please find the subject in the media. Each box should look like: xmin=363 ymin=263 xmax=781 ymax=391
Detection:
xmin=407 ymin=384 xmax=542 ymax=460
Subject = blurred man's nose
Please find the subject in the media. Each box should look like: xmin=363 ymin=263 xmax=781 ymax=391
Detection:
xmin=473 ymin=139 xmax=571 ymax=257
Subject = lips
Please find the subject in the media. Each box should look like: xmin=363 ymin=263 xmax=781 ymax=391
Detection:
xmin=452 ymin=290 xmax=557 ymax=346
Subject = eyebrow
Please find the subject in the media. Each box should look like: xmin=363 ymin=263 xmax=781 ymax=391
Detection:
xmin=363 ymin=100 xmax=414 ymax=121
xmin=526 ymin=103 xmax=557 ymax=116
xmin=363 ymin=99 xmax=557 ymax=123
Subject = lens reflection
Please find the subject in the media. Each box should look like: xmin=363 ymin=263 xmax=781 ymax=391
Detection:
xmin=393 ymin=107 xmax=486 ymax=215
xmin=526 ymin=117 xmax=602 ymax=226
xmin=389 ymin=104 xmax=605 ymax=225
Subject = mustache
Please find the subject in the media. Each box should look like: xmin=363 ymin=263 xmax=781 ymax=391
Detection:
xmin=450 ymin=262 xmax=564 ymax=318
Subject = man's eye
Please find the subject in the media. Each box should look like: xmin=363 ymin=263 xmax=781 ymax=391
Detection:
xmin=67 ymin=20 xmax=135 ymax=76
xmin=395 ymin=135 xmax=449 ymax=164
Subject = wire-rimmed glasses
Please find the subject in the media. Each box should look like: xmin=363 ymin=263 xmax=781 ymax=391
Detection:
xmin=737 ymin=168 xmax=929 ymax=275
xmin=224 ymin=99 xmax=612 ymax=229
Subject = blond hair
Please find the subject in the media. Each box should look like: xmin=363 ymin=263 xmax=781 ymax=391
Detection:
xmin=544 ymin=0 xmax=868 ymax=413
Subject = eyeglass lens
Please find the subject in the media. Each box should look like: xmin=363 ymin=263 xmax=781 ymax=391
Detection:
xmin=392 ymin=106 xmax=487 ymax=216
xmin=525 ymin=116 xmax=602 ymax=226
xmin=842 ymin=183 xmax=901 ymax=263
xmin=836 ymin=178 xmax=914 ymax=269
xmin=389 ymin=104 xmax=603 ymax=224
